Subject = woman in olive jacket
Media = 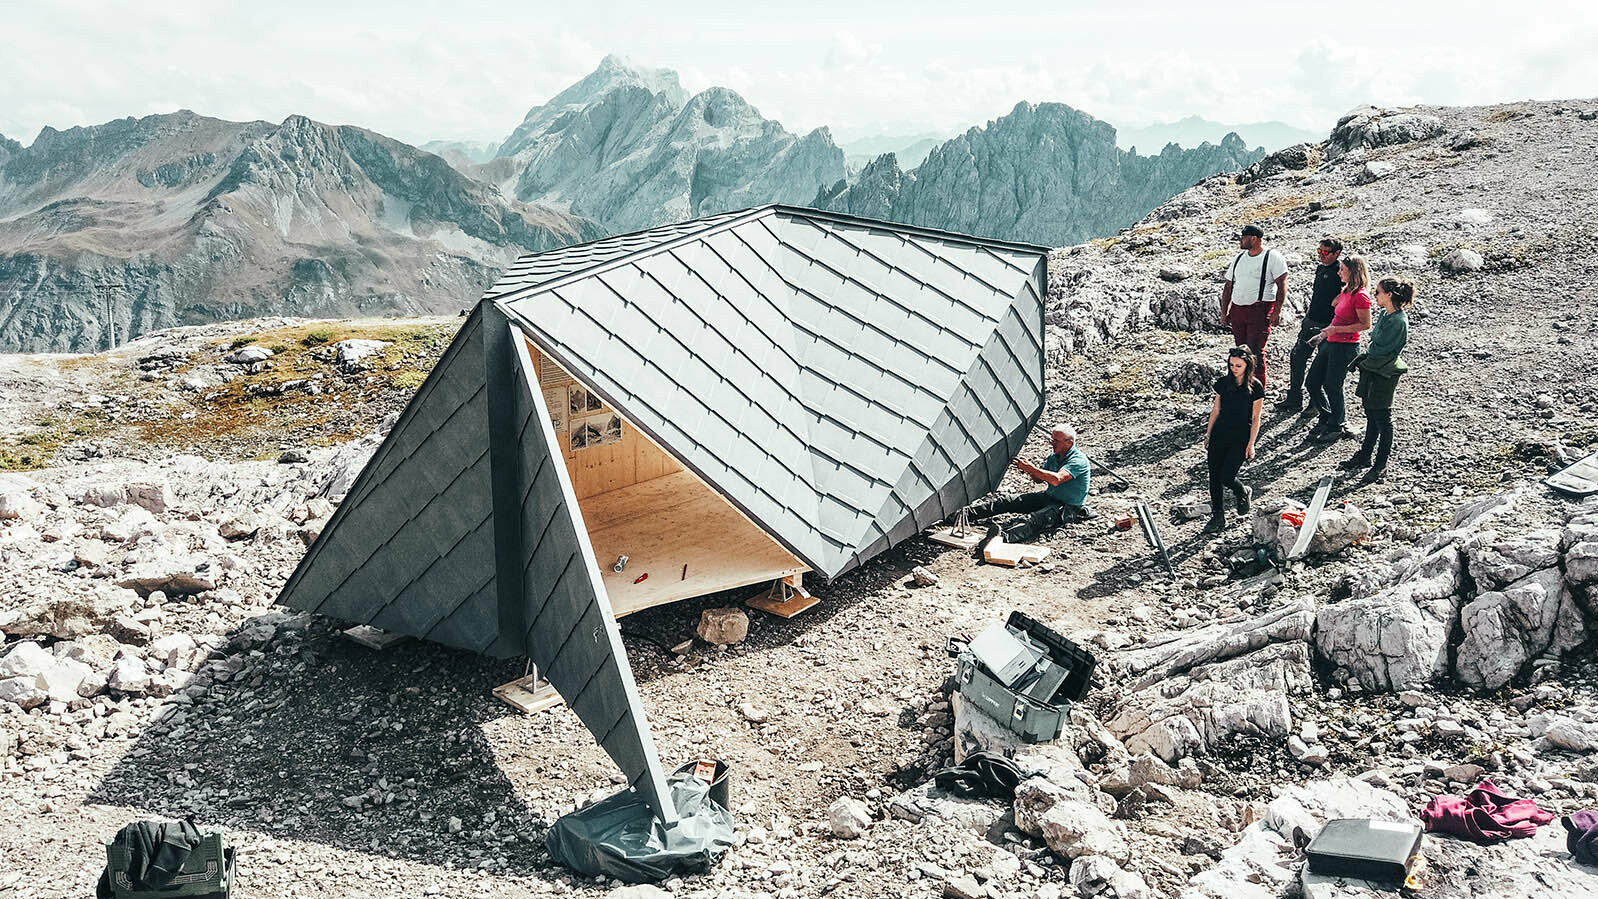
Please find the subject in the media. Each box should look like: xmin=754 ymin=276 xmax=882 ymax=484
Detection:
xmin=1341 ymin=277 xmax=1414 ymax=481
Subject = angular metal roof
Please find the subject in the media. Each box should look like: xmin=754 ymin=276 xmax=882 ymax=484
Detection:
xmin=277 ymin=205 xmax=1047 ymax=822
xmin=488 ymin=204 xmax=1048 ymax=579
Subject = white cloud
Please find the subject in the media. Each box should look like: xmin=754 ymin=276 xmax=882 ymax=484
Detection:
xmin=1 ymin=0 xmax=1593 ymax=148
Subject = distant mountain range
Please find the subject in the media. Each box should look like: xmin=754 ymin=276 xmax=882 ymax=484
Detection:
xmin=1 ymin=56 xmax=1267 ymax=351
xmin=1116 ymin=115 xmax=1321 ymax=153
xmin=839 ymin=133 xmax=947 ymax=171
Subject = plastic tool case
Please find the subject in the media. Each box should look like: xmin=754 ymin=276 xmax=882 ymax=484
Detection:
xmin=102 ymin=830 xmax=235 ymax=899
xmin=956 ymin=611 xmax=1095 ymax=742
xmin=1304 ymin=818 xmax=1423 ymax=883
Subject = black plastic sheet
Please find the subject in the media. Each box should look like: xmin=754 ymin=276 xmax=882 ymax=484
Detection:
xmin=545 ymin=771 xmax=734 ymax=883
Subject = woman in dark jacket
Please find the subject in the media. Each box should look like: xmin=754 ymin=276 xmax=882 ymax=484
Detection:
xmin=1203 ymin=346 xmax=1264 ymax=533
xmin=1341 ymin=277 xmax=1414 ymax=481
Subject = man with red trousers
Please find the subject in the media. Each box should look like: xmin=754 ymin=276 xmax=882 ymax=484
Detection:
xmin=1218 ymin=223 xmax=1288 ymax=388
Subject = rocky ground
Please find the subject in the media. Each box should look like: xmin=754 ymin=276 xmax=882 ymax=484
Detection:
xmin=4 ymin=99 xmax=1598 ymax=899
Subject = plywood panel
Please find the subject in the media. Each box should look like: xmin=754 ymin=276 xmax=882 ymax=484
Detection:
xmin=525 ymin=339 xmax=682 ymax=500
xmin=580 ymin=470 xmax=809 ymax=617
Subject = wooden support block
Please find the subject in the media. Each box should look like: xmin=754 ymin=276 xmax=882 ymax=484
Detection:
xmin=926 ymin=525 xmax=987 ymax=551
xmin=342 ymin=624 xmax=407 ymax=650
xmin=982 ymin=540 xmax=1051 ymax=567
xmin=747 ymin=579 xmax=819 ymax=618
xmin=492 ymin=674 xmax=565 ymax=715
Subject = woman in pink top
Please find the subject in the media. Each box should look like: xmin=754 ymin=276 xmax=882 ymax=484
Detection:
xmin=1305 ymin=255 xmax=1372 ymax=441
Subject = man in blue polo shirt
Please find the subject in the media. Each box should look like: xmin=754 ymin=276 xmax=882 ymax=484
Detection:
xmin=962 ymin=424 xmax=1093 ymax=527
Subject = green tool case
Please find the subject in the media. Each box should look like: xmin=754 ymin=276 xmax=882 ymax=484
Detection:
xmin=956 ymin=611 xmax=1096 ymax=743
xmin=102 ymin=830 xmax=234 ymax=899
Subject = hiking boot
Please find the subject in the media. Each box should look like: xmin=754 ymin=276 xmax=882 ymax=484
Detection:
xmin=1363 ymin=466 xmax=1387 ymax=484
xmin=1203 ymin=513 xmax=1227 ymax=533
xmin=1339 ymin=452 xmax=1372 ymax=470
xmin=1313 ymin=426 xmax=1353 ymax=443
xmin=1278 ymin=395 xmax=1303 ymax=413
xmin=1235 ymin=485 xmax=1252 ymax=514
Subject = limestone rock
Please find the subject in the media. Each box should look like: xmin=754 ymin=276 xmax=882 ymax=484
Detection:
xmin=1117 ymin=600 xmax=1314 ymax=687
xmin=1109 ymin=640 xmax=1309 ymax=762
xmin=0 ymin=491 xmax=43 ymax=520
xmin=1566 ymin=542 xmax=1598 ymax=588
xmin=1455 ymin=567 xmax=1586 ymax=689
xmin=1528 ymin=705 xmax=1598 ymax=752
xmin=332 ymin=339 xmax=391 ymax=371
xmin=81 ymin=483 xmax=127 ymax=508
xmin=0 ymin=588 xmax=136 ymax=639
xmin=1315 ymin=542 xmax=1465 ymax=693
xmin=1353 ymin=160 xmax=1396 ymax=184
xmin=123 ymin=482 xmax=173 ymax=514
xmin=1164 ymin=358 xmax=1222 ymax=394
xmin=107 ymin=656 xmax=151 ymax=694
xmin=1466 ymin=529 xmax=1563 ymax=590
xmin=1035 ymin=793 xmax=1129 ymax=862
xmin=1252 ymin=498 xmax=1369 ymax=555
xmin=827 ymin=796 xmax=871 ymax=838
xmin=0 ymin=676 xmax=46 ymax=710
xmin=1327 ymin=107 xmax=1445 ymax=159
xmin=695 ymin=607 xmax=748 ymax=646
xmin=1069 ymin=856 xmax=1150 ymax=899
xmin=225 ymin=345 xmax=274 ymax=364
xmin=1442 ymin=248 xmax=1484 ymax=273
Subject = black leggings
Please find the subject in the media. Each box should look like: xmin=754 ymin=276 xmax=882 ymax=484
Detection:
xmin=1360 ymin=408 xmax=1394 ymax=468
xmin=1308 ymin=340 xmax=1360 ymax=427
xmin=1207 ymin=438 xmax=1248 ymax=513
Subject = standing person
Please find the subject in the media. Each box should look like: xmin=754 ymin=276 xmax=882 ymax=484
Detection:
xmin=1203 ymin=346 xmax=1264 ymax=533
xmin=1219 ymin=224 xmax=1288 ymax=389
xmin=1305 ymin=255 xmax=1372 ymax=441
xmin=1342 ymin=277 xmax=1414 ymax=481
xmin=1282 ymin=237 xmax=1345 ymax=412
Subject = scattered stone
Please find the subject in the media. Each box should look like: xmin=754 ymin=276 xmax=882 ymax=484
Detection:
xmin=332 ymin=339 xmax=391 ymax=371
xmin=278 ymin=449 xmax=310 ymax=464
xmin=696 ymin=607 xmax=749 ymax=646
xmin=106 ymin=656 xmax=152 ymax=694
xmin=910 ymin=566 xmax=939 ymax=587
xmin=1442 ymin=248 xmax=1484 ymax=273
xmin=225 ymin=345 xmax=274 ymax=364
xmin=738 ymin=703 xmax=769 ymax=724
xmin=1354 ymin=160 xmax=1396 ymax=184
xmin=1069 ymin=856 xmax=1150 ymax=899
xmin=827 ymin=797 xmax=871 ymax=839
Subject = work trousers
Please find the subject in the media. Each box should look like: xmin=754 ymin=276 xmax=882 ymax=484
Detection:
xmin=1285 ymin=317 xmax=1328 ymax=402
xmin=1227 ymin=303 xmax=1274 ymax=388
xmin=1307 ymin=340 xmax=1360 ymax=428
xmin=1359 ymin=408 xmax=1395 ymax=469
xmin=967 ymin=491 xmax=1074 ymax=520
xmin=1207 ymin=437 xmax=1248 ymax=513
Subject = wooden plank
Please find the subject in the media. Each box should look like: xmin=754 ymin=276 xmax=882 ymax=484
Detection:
xmin=492 ymin=674 xmax=565 ymax=715
xmin=747 ymin=580 xmax=819 ymax=618
xmin=982 ymin=540 xmax=1050 ymax=567
xmin=926 ymin=524 xmax=987 ymax=551
xmin=581 ymin=470 xmax=810 ymax=617
xmin=342 ymin=624 xmax=407 ymax=650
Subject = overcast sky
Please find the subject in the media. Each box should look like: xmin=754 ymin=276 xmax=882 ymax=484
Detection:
xmin=4 ymin=1 xmax=1595 ymax=148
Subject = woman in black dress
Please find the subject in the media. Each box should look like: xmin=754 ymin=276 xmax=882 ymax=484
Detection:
xmin=1203 ymin=346 xmax=1264 ymax=533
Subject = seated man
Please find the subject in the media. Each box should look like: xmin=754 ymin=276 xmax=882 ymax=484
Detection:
xmin=963 ymin=425 xmax=1093 ymax=534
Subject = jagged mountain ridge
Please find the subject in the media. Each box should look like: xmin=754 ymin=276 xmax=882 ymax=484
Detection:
xmin=0 ymin=111 xmax=600 ymax=352
xmin=814 ymin=101 xmax=1265 ymax=246
xmin=473 ymin=55 xmax=847 ymax=234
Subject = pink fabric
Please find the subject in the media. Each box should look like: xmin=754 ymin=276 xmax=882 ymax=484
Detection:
xmin=1420 ymin=779 xmax=1555 ymax=843
xmin=1326 ymin=289 xmax=1371 ymax=343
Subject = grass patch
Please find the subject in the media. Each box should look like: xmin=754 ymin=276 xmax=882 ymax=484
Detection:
xmin=302 ymin=328 xmax=336 ymax=347
xmin=228 ymin=336 xmax=257 ymax=350
xmin=1389 ymin=210 xmax=1425 ymax=224
xmin=1215 ymin=192 xmax=1319 ymax=228
xmin=0 ymin=410 xmax=111 ymax=470
xmin=389 ymin=370 xmax=428 ymax=391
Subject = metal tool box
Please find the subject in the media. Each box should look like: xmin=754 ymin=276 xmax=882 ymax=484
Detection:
xmin=956 ymin=611 xmax=1096 ymax=743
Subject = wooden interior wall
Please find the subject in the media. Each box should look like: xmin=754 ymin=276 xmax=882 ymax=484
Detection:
xmin=524 ymin=339 xmax=683 ymax=501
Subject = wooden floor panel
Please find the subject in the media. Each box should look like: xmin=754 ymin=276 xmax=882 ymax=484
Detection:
xmin=579 ymin=471 xmax=808 ymax=617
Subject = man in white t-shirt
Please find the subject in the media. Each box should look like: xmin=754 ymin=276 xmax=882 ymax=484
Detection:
xmin=1218 ymin=223 xmax=1289 ymax=388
